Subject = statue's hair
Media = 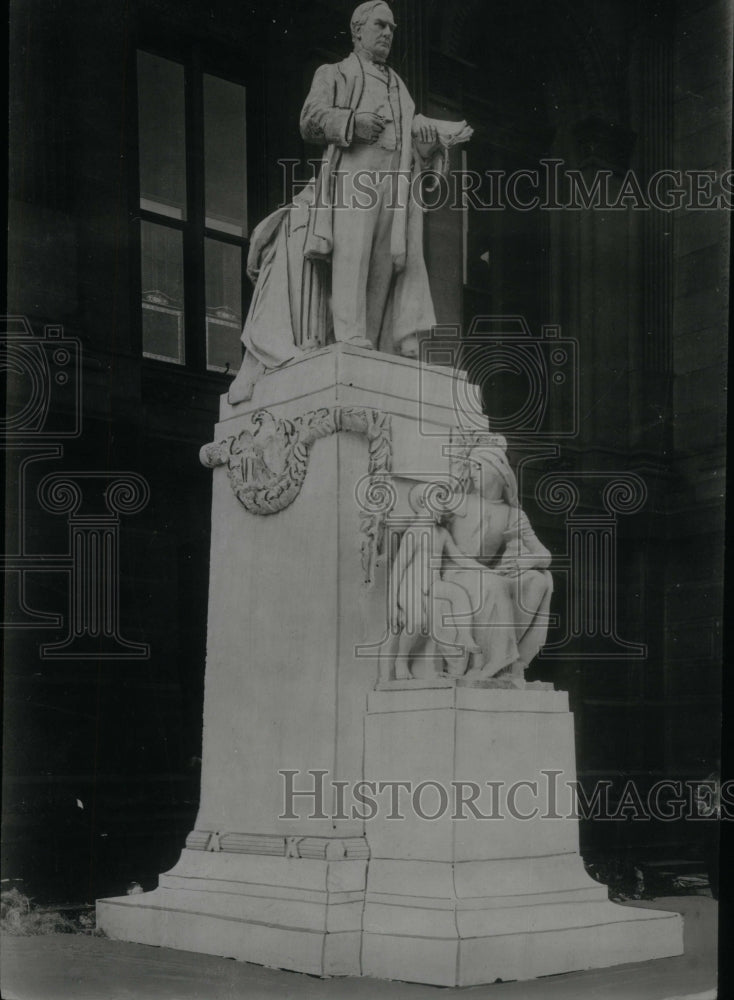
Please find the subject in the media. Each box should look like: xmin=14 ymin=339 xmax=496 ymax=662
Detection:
xmin=351 ymin=1 xmax=393 ymax=43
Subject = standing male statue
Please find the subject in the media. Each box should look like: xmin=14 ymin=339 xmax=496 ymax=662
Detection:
xmin=228 ymin=0 xmax=471 ymax=404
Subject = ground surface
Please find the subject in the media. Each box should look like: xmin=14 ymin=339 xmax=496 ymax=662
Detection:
xmin=0 ymin=897 xmax=716 ymax=1000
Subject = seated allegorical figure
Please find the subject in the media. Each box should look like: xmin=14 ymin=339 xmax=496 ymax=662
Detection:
xmin=441 ymin=441 xmax=553 ymax=687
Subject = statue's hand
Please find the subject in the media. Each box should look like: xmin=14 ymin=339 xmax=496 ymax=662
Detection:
xmin=502 ymin=528 xmax=521 ymax=556
xmin=413 ymin=122 xmax=438 ymax=145
xmin=354 ymin=111 xmax=386 ymax=143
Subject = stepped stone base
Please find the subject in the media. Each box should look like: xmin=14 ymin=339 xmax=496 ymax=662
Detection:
xmin=96 ymin=850 xmax=366 ymax=977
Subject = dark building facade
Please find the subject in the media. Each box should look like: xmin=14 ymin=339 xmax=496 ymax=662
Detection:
xmin=4 ymin=0 xmax=730 ymax=903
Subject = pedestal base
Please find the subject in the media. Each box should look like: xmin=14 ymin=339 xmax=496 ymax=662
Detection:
xmin=96 ymin=849 xmax=366 ymax=977
xmin=98 ymin=685 xmax=684 ymax=985
xmin=361 ymin=860 xmax=683 ymax=986
xmin=360 ymin=685 xmax=683 ymax=986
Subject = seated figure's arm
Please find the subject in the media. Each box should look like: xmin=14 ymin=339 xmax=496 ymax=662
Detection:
xmin=514 ymin=510 xmax=552 ymax=569
xmin=300 ymin=65 xmax=355 ymax=148
xmin=439 ymin=524 xmax=489 ymax=573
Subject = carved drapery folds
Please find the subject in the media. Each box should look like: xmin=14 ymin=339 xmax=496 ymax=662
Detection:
xmin=200 ymin=406 xmax=393 ymax=583
xmin=382 ymin=432 xmax=554 ymax=688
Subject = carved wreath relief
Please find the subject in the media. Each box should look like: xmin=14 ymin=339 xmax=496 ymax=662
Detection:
xmin=200 ymin=406 xmax=393 ymax=583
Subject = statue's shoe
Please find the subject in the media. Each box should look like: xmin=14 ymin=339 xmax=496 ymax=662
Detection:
xmin=397 ymin=334 xmax=419 ymax=359
xmin=228 ymin=378 xmax=255 ymax=405
xmin=343 ymin=336 xmax=374 ymax=350
xmin=227 ymin=356 xmax=265 ymax=405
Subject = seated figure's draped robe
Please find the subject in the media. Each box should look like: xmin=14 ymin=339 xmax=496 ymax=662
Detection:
xmin=443 ymin=498 xmax=553 ymax=676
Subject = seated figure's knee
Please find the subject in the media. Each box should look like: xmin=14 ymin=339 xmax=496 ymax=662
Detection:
xmin=520 ymin=569 xmax=546 ymax=606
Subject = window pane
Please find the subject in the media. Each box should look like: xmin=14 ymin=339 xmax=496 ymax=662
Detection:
xmin=204 ymin=75 xmax=247 ymax=236
xmin=138 ymin=51 xmax=187 ymax=219
xmin=205 ymin=239 xmax=242 ymax=372
xmin=141 ymin=221 xmax=185 ymax=364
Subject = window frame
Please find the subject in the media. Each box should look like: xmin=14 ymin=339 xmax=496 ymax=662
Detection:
xmin=130 ymin=33 xmax=264 ymax=379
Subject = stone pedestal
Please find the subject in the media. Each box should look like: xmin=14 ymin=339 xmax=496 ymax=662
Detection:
xmin=97 ymin=345 xmax=683 ymax=984
xmin=361 ymin=685 xmax=683 ymax=986
xmin=97 ymin=345 xmax=478 ymax=974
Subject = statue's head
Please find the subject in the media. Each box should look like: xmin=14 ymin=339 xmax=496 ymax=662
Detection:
xmin=467 ymin=445 xmax=519 ymax=506
xmin=351 ymin=1 xmax=396 ymax=63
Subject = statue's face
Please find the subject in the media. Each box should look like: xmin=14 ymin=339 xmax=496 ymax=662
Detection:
xmin=355 ymin=4 xmax=396 ymax=63
xmin=479 ymin=463 xmax=506 ymax=501
xmin=466 ymin=461 xmax=486 ymax=497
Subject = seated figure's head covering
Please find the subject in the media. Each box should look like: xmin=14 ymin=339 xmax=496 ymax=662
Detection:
xmin=468 ymin=442 xmax=518 ymax=506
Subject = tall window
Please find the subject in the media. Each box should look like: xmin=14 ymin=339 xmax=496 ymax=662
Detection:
xmin=136 ymin=50 xmax=248 ymax=373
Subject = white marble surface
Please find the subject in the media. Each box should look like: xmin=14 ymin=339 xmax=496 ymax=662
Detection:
xmin=220 ymin=342 xmax=484 ymax=435
xmin=98 ymin=347 xmax=682 ymax=985
xmin=98 ymin=349 xmax=490 ymax=975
